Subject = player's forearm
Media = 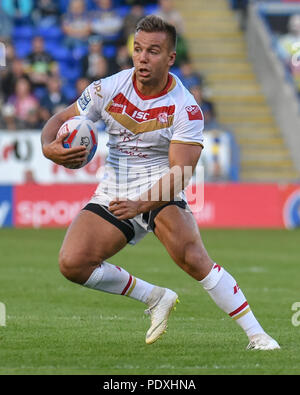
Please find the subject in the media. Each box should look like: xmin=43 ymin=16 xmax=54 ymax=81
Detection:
xmin=41 ymin=114 xmax=64 ymax=146
xmin=41 ymin=104 xmax=78 ymax=157
xmin=41 ymin=113 xmax=66 ymax=160
xmin=137 ymin=165 xmax=192 ymax=212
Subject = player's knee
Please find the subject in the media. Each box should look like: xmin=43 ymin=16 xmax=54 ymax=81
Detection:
xmin=59 ymin=249 xmax=86 ymax=284
xmin=183 ymin=243 xmax=211 ymax=269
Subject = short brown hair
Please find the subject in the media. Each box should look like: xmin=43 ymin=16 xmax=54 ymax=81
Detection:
xmin=135 ymin=15 xmax=177 ymax=51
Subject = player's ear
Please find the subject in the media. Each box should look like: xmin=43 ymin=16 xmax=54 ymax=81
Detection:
xmin=168 ymin=51 xmax=176 ymax=67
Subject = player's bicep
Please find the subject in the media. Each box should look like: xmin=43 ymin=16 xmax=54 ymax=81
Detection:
xmin=56 ymin=102 xmax=79 ymax=123
xmin=76 ymin=81 xmax=103 ymax=121
xmin=169 ymin=142 xmax=202 ymax=172
xmin=171 ymin=100 xmax=204 ymax=152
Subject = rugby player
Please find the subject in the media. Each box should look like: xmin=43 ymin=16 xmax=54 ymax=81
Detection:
xmin=41 ymin=15 xmax=279 ymax=350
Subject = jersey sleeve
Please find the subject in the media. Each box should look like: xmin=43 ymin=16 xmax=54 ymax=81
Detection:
xmin=171 ymin=100 xmax=204 ymax=148
xmin=76 ymin=77 xmax=112 ymax=122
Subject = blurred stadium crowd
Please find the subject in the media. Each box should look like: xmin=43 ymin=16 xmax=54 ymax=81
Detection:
xmin=231 ymin=0 xmax=300 ymax=94
xmin=0 ymin=0 xmax=202 ymax=129
xmin=0 ymin=0 xmax=242 ymax=181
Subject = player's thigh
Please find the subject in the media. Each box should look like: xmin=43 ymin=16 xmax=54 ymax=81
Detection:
xmin=60 ymin=209 xmax=127 ymax=269
xmin=154 ymin=205 xmax=213 ymax=279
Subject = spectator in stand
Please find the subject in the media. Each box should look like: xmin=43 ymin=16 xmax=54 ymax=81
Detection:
xmin=121 ymin=2 xmax=145 ymax=47
xmin=89 ymin=55 xmax=108 ymax=80
xmin=26 ymin=107 xmax=43 ymax=129
xmin=0 ymin=42 xmax=17 ymax=100
xmin=178 ymin=61 xmax=204 ymax=90
xmin=125 ymin=0 xmax=157 ymax=5
xmin=189 ymin=84 xmax=215 ymax=124
xmin=75 ymin=75 xmax=106 ymax=132
xmin=229 ymin=0 xmax=249 ymax=30
xmin=122 ymin=2 xmax=145 ymax=57
xmin=24 ymin=169 xmax=36 ymax=184
xmin=155 ymin=0 xmax=189 ymax=66
xmin=277 ymin=14 xmax=300 ymax=92
xmin=40 ymin=75 xmax=68 ymax=123
xmin=76 ymin=77 xmax=91 ymax=97
xmin=1 ymin=0 xmax=34 ymax=26
xmin=2 ymin=41 xmax=16 ymax=69
xmin=66 ymin=76 xmax=91 ymax=105
xmin=1 ymin=58 xmax=28 ymax=102
xmin=32 ymin=0 xmax=60 ymax=28
xmin=109 ymin=44 xmax=133 ymax=74
xmin=190 ymin=84 xmax=239 ymax=182
xmin=90 ymin=0 xmax=123 ymax=44
xmin=81 ymin=36 xmax=109 ymax=80
xmin=0 ymin=3 xmax=13 ymax=40
xmin=1 ymin=103 xmax=18 ymax=130
xmin=6 ymin=76 xmax=40 ymax=129
xmin=155 ymin=0 xmax=184 ymax=34
xmin=62 ymin=0 xmax=91 ymax=50
xmin=24 ymin=36 xmax=56 ymax=94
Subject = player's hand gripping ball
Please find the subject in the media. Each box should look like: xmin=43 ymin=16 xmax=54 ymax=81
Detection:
xmin=57 ymin=116 xmax=98 ymax=169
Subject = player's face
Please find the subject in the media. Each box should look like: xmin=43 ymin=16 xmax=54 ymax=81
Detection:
xmin=133 ymin=30 xmax=176 ymax=92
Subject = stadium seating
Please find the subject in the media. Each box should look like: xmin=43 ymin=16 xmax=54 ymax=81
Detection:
xmin=12 ymin=24 xmax=35 ymax=41
xmin=59 ymin=61 xmax=82 ymax=82
xmin=0 ymin=0 xmax=242 ymax=182
xmin=102 ymin=44 xmax=117 ymax=59
xmin=8 ymin=1 xmax=161 ymax=90
xmin=174 ymin=0 xmax=298 ymax=182
xmin=35 ymin=25 xmax=64 ymax=42
xmin=14 ymin=39 xmax=32 ymax=58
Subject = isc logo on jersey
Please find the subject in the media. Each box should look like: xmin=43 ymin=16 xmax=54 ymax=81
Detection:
xmin=132 ymin=110 xmax=150 ymax=121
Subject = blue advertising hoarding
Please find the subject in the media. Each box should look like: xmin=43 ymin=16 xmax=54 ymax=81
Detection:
xmin=0 ymin=186 xmax=13 ymax=227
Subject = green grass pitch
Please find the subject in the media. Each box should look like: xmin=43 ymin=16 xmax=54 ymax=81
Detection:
xmin=0 ymin=227 xmax=299 ymax=375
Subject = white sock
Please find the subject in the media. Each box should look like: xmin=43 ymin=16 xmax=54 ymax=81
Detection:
xmin=199 ymin=263 xmax=265 ymax=338
xmin=83 ymin=261 xmax=155 ymax=304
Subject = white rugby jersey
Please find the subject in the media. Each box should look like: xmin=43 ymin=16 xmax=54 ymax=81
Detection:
xmin=76 ymin=67 xmax=204 ymax=203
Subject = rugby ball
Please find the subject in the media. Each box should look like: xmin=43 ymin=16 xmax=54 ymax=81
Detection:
xmin=57 ymin=116 xmax=98 ymax=169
